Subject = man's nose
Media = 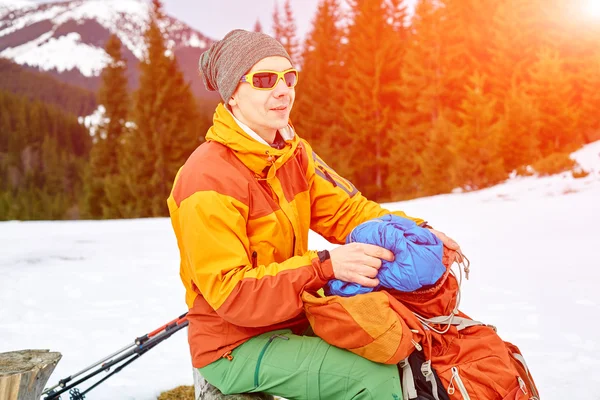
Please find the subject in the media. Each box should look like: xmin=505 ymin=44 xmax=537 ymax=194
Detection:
xmin=272 ymin=77 xmax=290 ymax=96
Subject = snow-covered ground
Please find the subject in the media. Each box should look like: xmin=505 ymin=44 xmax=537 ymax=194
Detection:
xmin=1 ymin=142 xmax=600 ymax=399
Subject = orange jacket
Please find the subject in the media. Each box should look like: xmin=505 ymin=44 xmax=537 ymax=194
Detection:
xmin=167 ymin=103 xmax=425 ymax=368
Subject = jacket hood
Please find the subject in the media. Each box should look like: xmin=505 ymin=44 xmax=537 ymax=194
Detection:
xmin=205 ymin=103 xmax=300 ymax=177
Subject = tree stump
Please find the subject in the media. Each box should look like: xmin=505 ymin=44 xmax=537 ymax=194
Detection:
xmin=0 ymin=350 xmax=61 ymax=400
xmin=193 ymin=368 xmax=275 ymax=400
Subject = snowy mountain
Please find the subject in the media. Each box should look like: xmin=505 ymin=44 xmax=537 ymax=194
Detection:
xmin=0 ymin=0 xmax=32 ymax=14
xmin=1 ymin=142 xmax=599 ymax=399
xmin=0 ymin=0 xmax=213 ymax=95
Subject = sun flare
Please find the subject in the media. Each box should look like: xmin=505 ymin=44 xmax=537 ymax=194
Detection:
xmin=580 ymin=0 xmax=600 ymax=19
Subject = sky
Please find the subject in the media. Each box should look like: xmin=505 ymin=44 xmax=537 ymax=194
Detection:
xmin=1 ymin=141 xmax=599 ymax=399
xmin=25 ymin=0 xmax=419 ymax=41
xmin=160 ymin=0 xmax=322 ymax=40
xmin=27 ymin=0 xmax=324 ymax=40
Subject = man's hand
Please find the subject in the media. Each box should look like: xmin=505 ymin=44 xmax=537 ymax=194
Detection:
xmin=329 ymin=243 xmax=395 ymax=287
xmin=427 ymin=228 xmax=464 ymax=261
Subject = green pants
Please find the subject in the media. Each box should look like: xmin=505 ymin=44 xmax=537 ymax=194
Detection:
xmin=198 ymin=329 xmax=402 ymax=400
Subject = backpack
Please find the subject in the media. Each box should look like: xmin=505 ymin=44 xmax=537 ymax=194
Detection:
xmin=303 ymin=249 xmax=540 ymax=399
xmin=392 ymin=251 xmax=540 ymax=400
xmin=400 ymin=347 xmax=451 ymax=400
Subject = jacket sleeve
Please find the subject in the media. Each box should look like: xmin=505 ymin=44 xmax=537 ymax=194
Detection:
xmin=176 ymin=189 xmax=335 ymax=328
xmin=303 ymin=140 xmax=425 ymax=244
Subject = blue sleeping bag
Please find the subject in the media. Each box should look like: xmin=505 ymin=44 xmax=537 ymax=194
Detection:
xmin=326 ymin=214 xmax=445 ymax=296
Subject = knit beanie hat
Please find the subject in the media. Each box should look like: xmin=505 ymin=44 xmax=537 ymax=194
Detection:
xmin=199 ymin=29 xmax=293 ymax=103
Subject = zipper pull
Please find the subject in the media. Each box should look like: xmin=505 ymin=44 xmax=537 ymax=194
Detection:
xmin=221 ymin=350 xmax=233 ymax=361
xmin=265 ymin=150 xmax=275 ymax=164
xmin=411 ymin=339 xmax=422 ymax=351
xmin=447 ymin=367 xmax=458 ymax=395
xmin=269 ymin=334 xmax=289 ymax=342
xmin=251 ymin=251 xmax=258 ymax=268
xmin=518 ymin=376 xmax=528 ymax=395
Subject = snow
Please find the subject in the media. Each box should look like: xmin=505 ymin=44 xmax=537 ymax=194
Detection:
xmin=1 ymin=31 xmax=111 ymax=76
xmin=79 ymin=105 xmax=108 ymax=138
xmin=186 ymin=33 xmax=206 ymax=49
xmin=0 ymin=0 xmax=208 ymax=77
xmin=0 ymin=2 xmax=68 ymax=38
xmin=0 ymin=0 xmax=32 ymax=17
xmin=51 ymin=0 xmax=150 ymax=60
xmin=0 ymin=0 xmax=150 ymax=74
xmin=1 ymin=142 xmax=600 ymax=399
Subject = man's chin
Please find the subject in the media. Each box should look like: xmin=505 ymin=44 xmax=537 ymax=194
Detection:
xmin=271 ymin=117 xmax=290 ymax=129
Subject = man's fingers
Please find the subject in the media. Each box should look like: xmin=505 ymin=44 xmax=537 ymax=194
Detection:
xmin=429 ymin=229 xmax=460 ymax=251
xmin=357 ymin=265 xmax=379 ymax=279
xmin=362 ymin=255 xmax=383 ymax=269
xmin=455 ymin=249 xmax=464 ymax=263
xmin=444 ymin=237 xmax=460 ymax=250
xmin=353 ymin=274 xmax=379 ymax=288
xmin=361 ymin=243 xmax=395 ymax=262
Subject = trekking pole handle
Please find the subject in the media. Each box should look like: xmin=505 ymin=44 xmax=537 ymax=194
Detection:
xmin=141 ymin=312 xmax=188 ymax=343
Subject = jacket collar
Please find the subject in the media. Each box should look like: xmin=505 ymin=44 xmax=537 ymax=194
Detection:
xmin=205 ymin=103 xmax=300 ymax=177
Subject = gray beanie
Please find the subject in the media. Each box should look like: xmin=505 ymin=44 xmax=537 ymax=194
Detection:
xmin=199 ymin=29 xmax=293 ymax=103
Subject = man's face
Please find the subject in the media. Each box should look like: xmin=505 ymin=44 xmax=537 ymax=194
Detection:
xmin=228 ymin=56 xmax=296 ymax=140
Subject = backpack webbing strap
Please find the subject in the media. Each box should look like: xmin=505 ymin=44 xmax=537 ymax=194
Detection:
xmin=512 ymin=352 xmax=541 ymax=399
xmin=421 ymin=360 xmax=441 ymax=400
xmin=420 ymin=315 xmax=486 ymax=331
xmin=399 ymin=358 xmax=418 ymax=399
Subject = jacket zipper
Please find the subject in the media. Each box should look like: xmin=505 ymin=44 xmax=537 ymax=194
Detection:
xmin=262 ymin=178 xmax=297 ymax=257
xmin=251 ymin=251 xmax=258 ymax=268
xmin=221 ymin=350 xmax=233 ymax=361
xmin=318 ymin=166 xmax=338 ymax=187
xmin=254 ymin=334 xmax=289 ymax=387
xmin=447 ymin=367 xmax=470 ymax=400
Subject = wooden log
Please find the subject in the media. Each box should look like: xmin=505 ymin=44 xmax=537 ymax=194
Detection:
xmin=193 ymin=368 xmax=275 ymax=400
xmin=0 ymin=350 xmax=61 ymax=400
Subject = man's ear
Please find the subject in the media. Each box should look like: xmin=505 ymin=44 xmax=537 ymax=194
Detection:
xmin=228 ymin=96 xmax=237 ymax=108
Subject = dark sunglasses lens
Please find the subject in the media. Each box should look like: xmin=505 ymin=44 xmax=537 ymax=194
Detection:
xmin=284 ymin=71 xmax=297 ymax=87
xmin=253 ymin=72 xmax=278 ymax=88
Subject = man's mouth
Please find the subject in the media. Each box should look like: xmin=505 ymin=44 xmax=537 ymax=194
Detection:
xmin=271 ymin=105 xmax=288 ymax=111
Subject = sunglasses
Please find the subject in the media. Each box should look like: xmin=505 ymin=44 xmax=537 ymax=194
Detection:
xmin=240 ymin=68 xmax=299 ymax=90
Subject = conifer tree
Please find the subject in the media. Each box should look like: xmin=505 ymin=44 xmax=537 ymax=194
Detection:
xmin=416 ymin=115 xmax=460 ymax=196
xmin=488 ymin=0 xmax=529 ymax=103
xmin=291 ymin=0 xmax=344 ymax=162
xmin=121 ymin=0 xmax=202 ymax=217
xmin=87 ymin=34 xmax=129 ymax=218
xmin=253 ymin=19 xmax=263 ymax=33
xmin=496 ymin=85 xmax=540 ymax=173
xmin=280 ymin=0 xmax=301 ymax=65
xmin=580 ymin=52 xmax=600 ymax=143
xmin=340 ymin=0 xmax=409 ymax=200
xmin=454 ymin=73 xmax=505 ymax=190
xmin=392 ymin=0 xmax=444 ymax=197
xmin=488 ymin=0 xmax=551 ymax=106
xmin=272 ymin=2 xmax=284 ymax=42
xmin=526 ymin=47 xmax=581 ymax=156
xmin=438 ymin=0 xmax=500 ymax=116
xmin=0 ymin=90 xmax=90 ymax=220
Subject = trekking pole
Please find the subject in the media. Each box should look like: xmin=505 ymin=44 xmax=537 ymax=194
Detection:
xmin=42 ymin=312 xmax=188 ymax=400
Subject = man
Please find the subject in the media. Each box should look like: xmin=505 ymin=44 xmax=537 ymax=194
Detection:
xmin=167 ymin=29 xmax=460 ymax=399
